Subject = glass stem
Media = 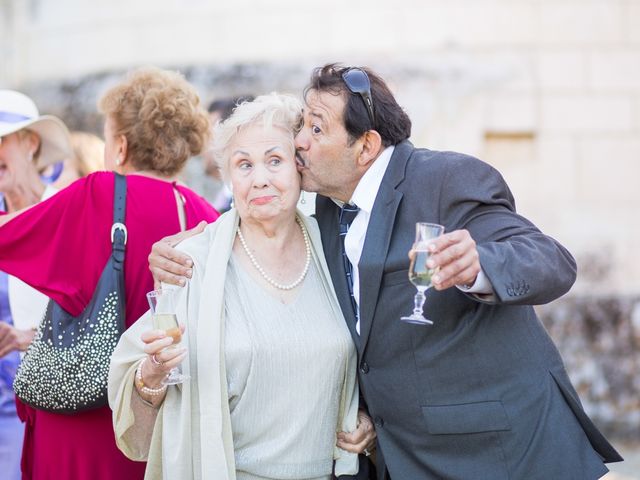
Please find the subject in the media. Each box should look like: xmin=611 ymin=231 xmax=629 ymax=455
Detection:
xmin=413 ymin=288 xmax=427 ymax=315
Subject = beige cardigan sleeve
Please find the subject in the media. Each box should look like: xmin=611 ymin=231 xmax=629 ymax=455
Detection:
xmin=108 ymin=310 xmax=157 ymax=460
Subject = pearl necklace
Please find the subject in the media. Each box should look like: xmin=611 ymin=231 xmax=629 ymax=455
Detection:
xmin=237 ymin=217 xmax=311 ymax=291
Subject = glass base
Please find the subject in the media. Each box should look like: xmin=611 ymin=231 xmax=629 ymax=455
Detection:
xmin=400 ymin=314 xmax=434 ymax=326
xmin=162 ymin=368 xmax=190 ymax=385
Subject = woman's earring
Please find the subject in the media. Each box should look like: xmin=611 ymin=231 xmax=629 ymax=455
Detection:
xmin=300 ymin=191 xmax=306 ymax=204
xmin=116 ymin=157 xmax=123 ymax=166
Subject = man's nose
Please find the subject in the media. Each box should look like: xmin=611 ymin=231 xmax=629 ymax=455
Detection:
xmin=294 ymin=129 xmax=307 ymax=150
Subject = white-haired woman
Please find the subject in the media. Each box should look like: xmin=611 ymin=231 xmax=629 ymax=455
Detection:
xmin=109 ymin=94 xmax=362 ymax=480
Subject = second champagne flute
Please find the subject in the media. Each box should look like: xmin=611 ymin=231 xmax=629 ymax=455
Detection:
xmin=146 ymin=288 xmax=189 ymax=385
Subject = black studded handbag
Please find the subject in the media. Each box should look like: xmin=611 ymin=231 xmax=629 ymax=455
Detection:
xmin=13 ymin=173 xmax=128 ymax=414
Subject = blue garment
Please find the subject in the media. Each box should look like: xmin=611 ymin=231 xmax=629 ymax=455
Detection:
xmin=0 ymin=413 xmax=23 ymax=480
xmin=0 ymin=271 xmax=23 ymax=480
xmin=0 ymin=272 xmax=20 ymax=415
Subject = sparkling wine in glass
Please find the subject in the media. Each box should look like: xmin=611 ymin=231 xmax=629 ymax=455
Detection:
xmin=146 ymin=288 xmax=189 ymax=385
xmin=401 ymin=222 xmax=445 ymax=325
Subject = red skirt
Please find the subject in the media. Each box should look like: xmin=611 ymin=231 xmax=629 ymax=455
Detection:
xmin=16 ymin=398 xmax=145 ymax=480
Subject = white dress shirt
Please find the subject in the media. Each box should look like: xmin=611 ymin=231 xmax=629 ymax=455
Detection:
xmin=341 ymin=146 xmax=494 ymax=334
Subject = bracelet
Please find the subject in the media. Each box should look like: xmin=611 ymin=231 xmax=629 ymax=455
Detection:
xmin=135 ymin=358 xmax=167 ymax=396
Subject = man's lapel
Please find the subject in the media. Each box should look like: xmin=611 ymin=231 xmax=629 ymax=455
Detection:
xmin=316 ymin=196 xmax=361 ymax=346
xmin=358 ymin=141 xmax=413 ymax=352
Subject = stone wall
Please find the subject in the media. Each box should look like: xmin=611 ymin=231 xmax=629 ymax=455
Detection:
xmin=2 ymin=0 xmax=639 ymax=294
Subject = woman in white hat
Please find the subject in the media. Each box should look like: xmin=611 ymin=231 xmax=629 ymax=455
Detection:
xmin=0 ymin=90 xmax=71 ymax=480
xmin=0 ymin=90 xmax=72 ymax=209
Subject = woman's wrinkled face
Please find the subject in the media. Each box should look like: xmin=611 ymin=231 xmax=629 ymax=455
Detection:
xmin=0 ymin=130 xmax=39 ymax=194
xmin=228 ymin=123 xmax=301 ymax=224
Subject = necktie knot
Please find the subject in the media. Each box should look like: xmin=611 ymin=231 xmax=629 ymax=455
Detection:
xmin=338 ymin=203 xmax=360 ymax=321
xmin=339 ymin=204 xmax=360 ymax=233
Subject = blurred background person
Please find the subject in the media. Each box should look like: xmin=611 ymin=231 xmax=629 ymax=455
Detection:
xmin=7 ymin=130 xmax=104 ymax=381
xmin=45 ymin=130 xmax=105 ymax=189
xmin=0 ymin=67 xmax=219 ymax=480
xmin=0 ymin=89 xmax=71 ymax=480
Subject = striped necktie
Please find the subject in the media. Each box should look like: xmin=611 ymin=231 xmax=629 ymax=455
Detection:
xmin=339 ymin=203 xmax=360 ymax=320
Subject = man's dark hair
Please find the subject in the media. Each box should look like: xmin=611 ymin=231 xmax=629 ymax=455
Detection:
xmin=304 ymin=63 xmax=411 ymax=147
xmin=207 ymin=95 xmax=255 ymax=122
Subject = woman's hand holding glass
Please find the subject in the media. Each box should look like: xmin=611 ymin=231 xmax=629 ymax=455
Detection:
xmin=139 ymin=326 xmax=187 ymax=391
xmin=144 ymin=288 xmax=189 ymax=385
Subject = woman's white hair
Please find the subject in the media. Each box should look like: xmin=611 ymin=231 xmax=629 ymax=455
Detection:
xmin=212 ymin=92 xmax=303 ymax=183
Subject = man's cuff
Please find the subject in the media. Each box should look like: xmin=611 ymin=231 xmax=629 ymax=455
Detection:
xmin=456 ymin=269 xmax=493 ymax=294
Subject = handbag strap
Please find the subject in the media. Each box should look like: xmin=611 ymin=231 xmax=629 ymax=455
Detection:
xmin=111 ymin=173 xmax=127 ymax=271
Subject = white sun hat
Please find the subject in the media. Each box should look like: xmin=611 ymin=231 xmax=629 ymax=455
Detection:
xmin=0 ymin=89 xmax=72 ymax=169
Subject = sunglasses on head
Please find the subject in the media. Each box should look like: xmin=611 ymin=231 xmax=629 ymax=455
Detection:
xmin=341 ymin=68 xmax=375 ymax=130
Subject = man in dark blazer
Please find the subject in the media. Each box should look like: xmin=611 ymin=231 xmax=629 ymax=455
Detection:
xmin=293 ymin=64 xmax=622 ymax=479
xmin=148 ymin=64 xmax=622 ymax=479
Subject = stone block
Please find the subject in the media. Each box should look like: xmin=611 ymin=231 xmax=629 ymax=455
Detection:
xmin=482 ymin=134 xmax=538 ymax=217
xmin=626 ymin=0 xmax=640 ymax=44
xmin=541 ymin=94 xmax=634 ymax=132
xmin=536 ymin=50 xmax=587 ymax=90
xmin=538 ymin=0 xmax=624 ymax=45
xmin=330 ymin=9 xmax=403 ymax=52
xmin=475 ymin=51 xmax=537 ymax=92
xmin=482 ymin=133 xmax=581 ymax=231
xmin=23 ymin=27 xmax=127 ymax=81
xmin=575 ymin=135 xmax=640 ymax=204
xmin=532 ymin=133 xmax=578 ymax=201
xmin=589 ymin=51 xmax=640 ymax=90
xmin=421 ymin=95 xmax=486 ymax=155
xmin=398 ymin=1 xmax=538 ymax=48
xmin=484 ymin=94 xmax=537 ymax=131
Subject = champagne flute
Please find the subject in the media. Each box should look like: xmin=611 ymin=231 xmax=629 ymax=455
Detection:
xmin=146 ymin=288 xmax=189 ymax=385
xmin=401 ymin=222 xmax=445 ymax=325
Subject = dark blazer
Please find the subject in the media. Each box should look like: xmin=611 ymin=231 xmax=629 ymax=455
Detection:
xmin=318 ymin=141 xmax=622 ymax=480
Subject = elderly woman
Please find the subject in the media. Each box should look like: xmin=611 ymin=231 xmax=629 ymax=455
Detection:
xmin=108 ymin=94 xmax=362 ymax=480
xmin=0 ymin=89 xmax=71 ymax=480
xmin=0 ymin=68 xmax=219 ymax=480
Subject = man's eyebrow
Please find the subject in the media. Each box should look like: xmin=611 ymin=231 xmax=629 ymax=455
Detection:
xmin=310 ymin=111 xmax=325 ymax=122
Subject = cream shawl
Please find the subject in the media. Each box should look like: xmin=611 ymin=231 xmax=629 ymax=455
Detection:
xmin=108 ymin=209 xmax=359 ymax=480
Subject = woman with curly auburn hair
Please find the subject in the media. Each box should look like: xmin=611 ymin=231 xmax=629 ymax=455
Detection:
xmin=0 ymin=67 xmax=220 ymax=480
